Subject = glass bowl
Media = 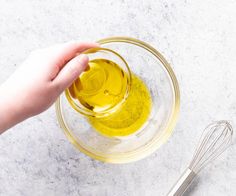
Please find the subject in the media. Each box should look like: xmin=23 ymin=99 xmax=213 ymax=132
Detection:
xmin=65 ymin=47 xmax=132 ymax=118
xmin=55 ymin=37 xmax=180 ymax=163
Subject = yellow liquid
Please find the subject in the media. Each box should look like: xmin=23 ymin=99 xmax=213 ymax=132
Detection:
xmin=68 ymin=59 xmax=129 ymax=113
xmin=68 ymin=58 xmax=152 ymax=137
xmin=89 ymin=75 xmax=152 ymax=137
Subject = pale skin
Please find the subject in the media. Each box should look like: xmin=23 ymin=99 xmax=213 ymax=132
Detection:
xmin=0 ymin=41 xmax=99 ymax=134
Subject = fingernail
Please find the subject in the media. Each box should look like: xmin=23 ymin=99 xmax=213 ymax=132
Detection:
xmin=78 ymin=54 xmax=89 ymax=63
xmin=77 ymin=54 xmax=89 ymax=73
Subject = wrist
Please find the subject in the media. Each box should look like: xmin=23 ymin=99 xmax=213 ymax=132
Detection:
xmin=0 ymin=83 xmax=29 ymax=133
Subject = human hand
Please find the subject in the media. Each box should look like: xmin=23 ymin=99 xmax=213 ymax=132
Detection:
xmin=0 ymin=41 xmax=98 ymax=132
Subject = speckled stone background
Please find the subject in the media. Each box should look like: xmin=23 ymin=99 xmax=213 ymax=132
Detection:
xmin=0 ymin=0 xmax=236 ymax=195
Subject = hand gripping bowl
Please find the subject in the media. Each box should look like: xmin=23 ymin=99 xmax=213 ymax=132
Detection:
xmin=55 ymin=37 xmax=180 ymax=163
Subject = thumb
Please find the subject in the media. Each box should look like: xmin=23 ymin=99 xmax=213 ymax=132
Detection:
xmin=53 ymin=54 xmax=89 ymax=91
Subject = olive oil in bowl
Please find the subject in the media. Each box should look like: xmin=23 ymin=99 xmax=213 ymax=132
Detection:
xmin=89 ymin=74 xmax=152 ymax=137
xmin=66 ymin=52 xmax=152 ymax=137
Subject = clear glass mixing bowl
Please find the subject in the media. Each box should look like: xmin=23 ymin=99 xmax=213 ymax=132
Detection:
xmin=55 ymin=37 xmax=180 ymax=163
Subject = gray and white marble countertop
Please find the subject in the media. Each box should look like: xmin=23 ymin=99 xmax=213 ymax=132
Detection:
xmin=0 ymin=0 xmax=236 ymax=195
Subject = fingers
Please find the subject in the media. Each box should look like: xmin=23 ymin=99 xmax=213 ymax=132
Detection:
xmin=47 ymin=41 xmax=99 ymax=68
xmin=53 ymin=54 xmax=89 ymax=92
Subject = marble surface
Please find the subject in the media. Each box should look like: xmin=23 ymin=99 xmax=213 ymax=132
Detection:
xmin=0 ymin=0 xmax=236 ymax=195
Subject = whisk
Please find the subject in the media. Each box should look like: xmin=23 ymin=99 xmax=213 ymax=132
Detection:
xmin=167 ymin=121 xmax=233 ymax=196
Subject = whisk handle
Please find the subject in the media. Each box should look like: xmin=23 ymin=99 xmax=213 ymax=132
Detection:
xmin=167 ymin=168 xmax=196 ymax=196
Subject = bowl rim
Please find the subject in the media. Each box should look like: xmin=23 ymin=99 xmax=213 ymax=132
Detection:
xmin=55 ymin=36 xmax=180 ymax=163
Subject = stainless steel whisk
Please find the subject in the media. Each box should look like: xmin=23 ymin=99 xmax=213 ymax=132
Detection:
xmin=167 ymin=121 xmax=233 ymax=196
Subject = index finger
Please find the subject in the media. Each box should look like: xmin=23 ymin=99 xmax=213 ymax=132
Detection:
xmin=46 ymin=41 xmax=99 ymax=68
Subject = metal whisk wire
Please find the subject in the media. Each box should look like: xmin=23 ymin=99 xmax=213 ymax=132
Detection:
xmin=189 ymin=121 xmax=233 ymax=173
xmin=167 ymin=121 xmax=233 ymax=196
